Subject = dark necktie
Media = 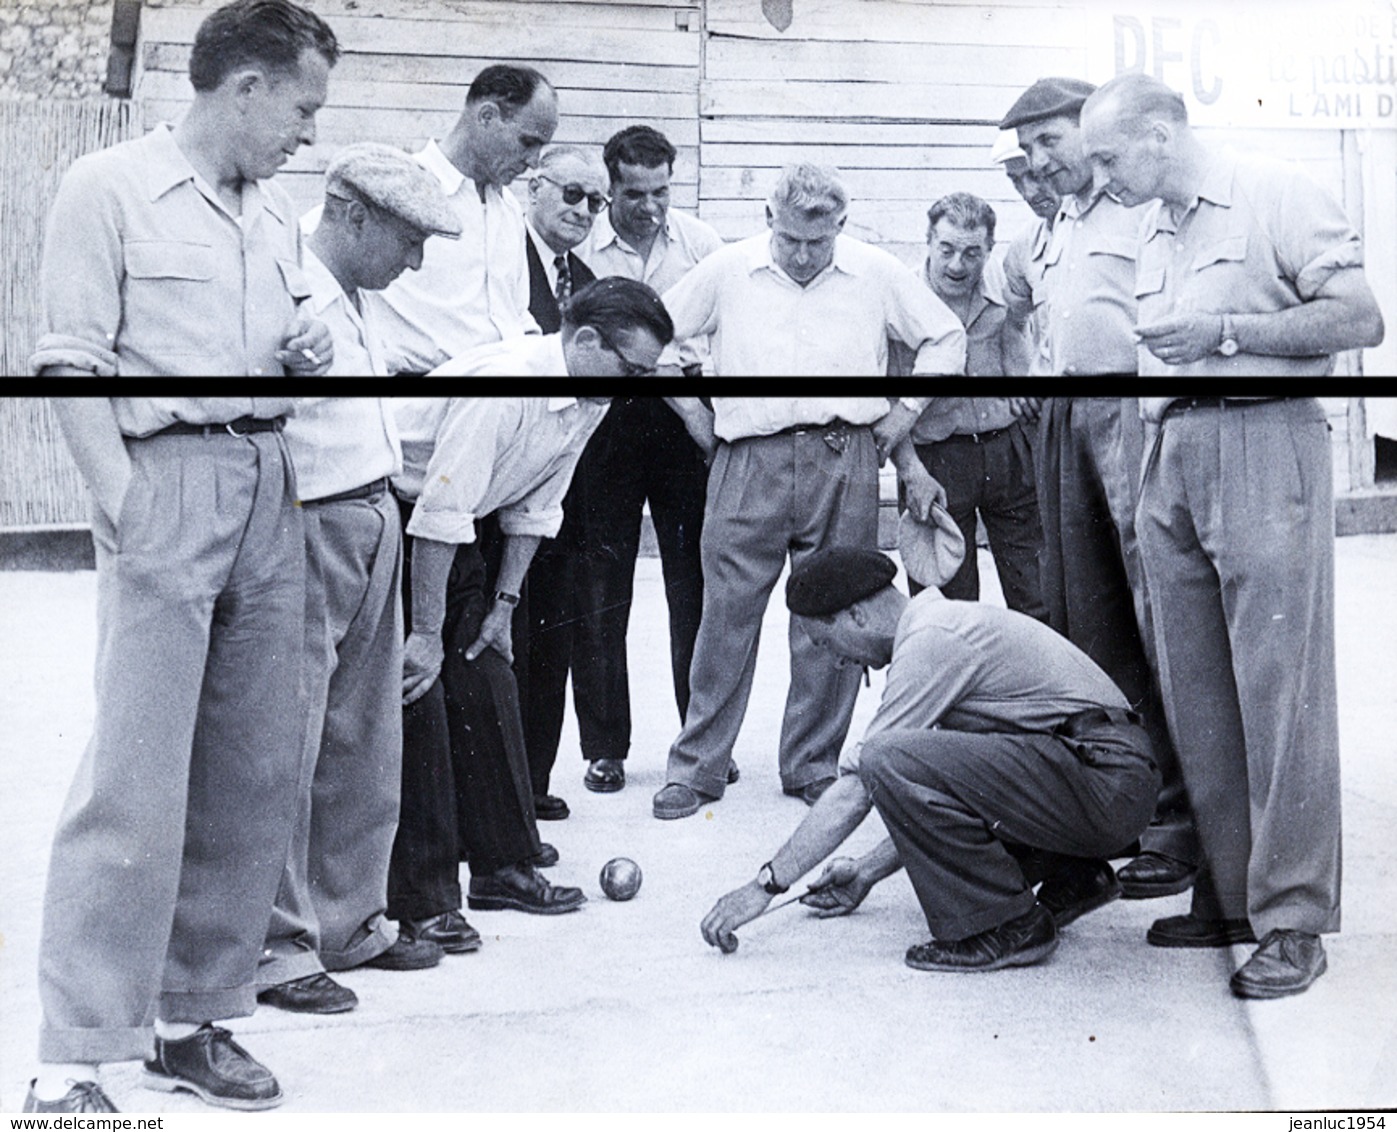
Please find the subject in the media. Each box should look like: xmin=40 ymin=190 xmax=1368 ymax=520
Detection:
xmin=554 ymin=254 xmax=572 ymax=304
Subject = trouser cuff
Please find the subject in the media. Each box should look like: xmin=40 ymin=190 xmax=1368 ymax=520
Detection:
xmin=40 ymin=1025 xmax=153 ymax=1065
xmin=157 ymin=985 xmax=257 ymax=1024
xmin=927 ymin=890 xmax=1039 ymax=942
xmin=322 ymin=917 xmax=397 ymax=971
xmin=256 ymin=948 xmax=326 ymax=989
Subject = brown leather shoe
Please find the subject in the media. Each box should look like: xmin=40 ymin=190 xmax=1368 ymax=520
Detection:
xmin=256 ymin=972 xmax=358 ymax=1014
xmin=467 ymin=862 xmax=587 ymax=914
xmin=1119 ymin=850 xmax=1198 ymax=899
xmin=905 ymin=903 xmax=1058 ymax=972
xmin=397 ymin=910 xmax=481 ymax=954
xmin=141 ymin=1025 xmax=282 ymax=1110
xmin=1147 ymin=913 xmax=1257 ymax=948
xmin=23 ymin=1080 xmax=119 ymax=1113
xmin=1037 ymin=859 xmax=1122 ymax=928
xmin=1230 ymin=929 xmax=1327 ymax=999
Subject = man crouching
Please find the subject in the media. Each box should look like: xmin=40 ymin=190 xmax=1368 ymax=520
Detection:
xmin=700 ymin=547 xmax=1159 ymax=972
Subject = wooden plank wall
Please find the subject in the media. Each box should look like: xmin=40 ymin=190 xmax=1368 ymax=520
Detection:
xmin=134 ymin=0 xmax=703 ymax=217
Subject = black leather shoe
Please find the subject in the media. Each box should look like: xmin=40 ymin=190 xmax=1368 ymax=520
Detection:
xmin=467 ymin=862 xmax=587 ymax=914
xmin=23 ymin=1080 xmax=119 ymax=1112
xmin=1037 ymin=859 xmax=1122 ymax=928
xmin=397 ymin=910 xmax=481 ymax=954
xmin=1230 ymin=929 xmax=1327 ymax=999
xmin=1147 ymin=912 xmax=1257 ymax=948
xmin=256 ymin=972 xmax=358 ymax=1014
xmin=726 ymin=761 xmax=740 ymax=785
xmin=584 ymin=758 xmax=625 ymax=793
xmin=784 ymin=777 xmax=836 ymax=806
xmin=361 ymin=930 xmax=447 ymax=969
xmin=1119 ymin=850 xmax=1198 ymax=899
xmin=905 ymin=903 xmax=1058 ymax=972
xmin=534 ymin=793 xmax=570 ymax=820
xmin=142 ymin=1025 xmax=282 ymax=1111
xmin=531 ymin=842 xmax=560 ymax=868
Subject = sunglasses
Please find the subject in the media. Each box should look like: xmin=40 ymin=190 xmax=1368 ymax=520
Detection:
xmin=592 ymin=325 xmax=656 ymax=378
xmin=537 ymin=175 xmax=609 ymax=214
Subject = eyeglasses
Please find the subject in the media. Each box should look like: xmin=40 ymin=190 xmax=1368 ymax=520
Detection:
xmin=592 ymin=325 xmax=657 ymax=378
xmin=537 ymin=175 xmax=609 ymax=214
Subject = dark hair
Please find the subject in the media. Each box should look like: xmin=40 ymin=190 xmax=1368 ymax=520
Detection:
xmin=188 ymin=0 xmax=339 ymax=92
xmin=926 ymin=191 xmax=997 ymax=244
xmin=466 ymin=64 xmax=550 ymax=117
xmin=603 ymin=125 xmax=676 ymax=182
xmin=562 ymin=277 xmax=674 ymax=346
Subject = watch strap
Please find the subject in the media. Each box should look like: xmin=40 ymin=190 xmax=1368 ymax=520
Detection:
xmin=494 ymin=590 xmax=520 ymax=606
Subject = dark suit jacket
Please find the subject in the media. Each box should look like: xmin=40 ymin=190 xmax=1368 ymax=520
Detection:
xmin=526 ymin=233 xmax=597 ymax=334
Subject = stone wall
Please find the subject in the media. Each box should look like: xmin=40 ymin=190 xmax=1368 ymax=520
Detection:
xmin=0 ymin=1 xmax=113 ymax=100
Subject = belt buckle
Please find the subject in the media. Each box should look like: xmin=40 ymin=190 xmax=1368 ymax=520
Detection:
xmin=225 ymin=418 xmax=250 ymax=437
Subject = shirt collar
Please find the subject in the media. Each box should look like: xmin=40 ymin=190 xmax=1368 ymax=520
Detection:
xmin=143 ymin=123 xmax=289 ymax=229
xmin=744 ymin=232 xmax=860 ymax=285
xmin=590 ymin=207 xmax=675 ymax=255
xmin=418 ymin=139 xmax=470 ymax=198
xmin=920 ymin=258 xmax=1002 ymax=325
xmin=1148 ymin=151 xmax=1236 ymax=238
xmin=300 ymin=245 xmax=350 ymax=316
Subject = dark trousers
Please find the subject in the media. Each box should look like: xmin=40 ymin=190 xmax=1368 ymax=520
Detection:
xmin=521 ymin=398 xmax=707 ymax=788
xmin=911 ymin=422 xmax=1047 ymax=619
xmin=1035 ymin=397 xmax=1196 ymax=865
xmin=387 ymin=505 xmax=540 ymax=923
xmin=861 ymin=712 xmax=1159 ymax=942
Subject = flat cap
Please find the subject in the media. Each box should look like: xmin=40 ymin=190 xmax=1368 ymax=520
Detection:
xmin=989 ymin=129 xmax=1027 ymax=166
xmin=325 ymin=142 xmax=462 ymax=239
xmin=999 ymin=77 xmax=1098 ymax=130
xmin=898 ymin=503 xmax=967 ymax=590
xmin=786 ymin=548 xmax=898 ymax=618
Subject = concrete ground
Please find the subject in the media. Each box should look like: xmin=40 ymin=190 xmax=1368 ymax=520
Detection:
xmin=2 ymin=537 xmax=1395 ymax=1113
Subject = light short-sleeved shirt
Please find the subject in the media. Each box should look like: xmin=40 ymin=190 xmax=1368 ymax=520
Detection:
xmin=1133 ymin=149 xmax=1366 ymax=377
xmin=32 ymin=123 xmax=308 ymax=377
xmin=710 ymin=397 xmax=904 ymax=442
xmin=659 ymin=232 xmax=966 ymax=376
xmin=911 ymin=397 xmax=1018 ymax=445
xmin=109 ymin=398 xmax=298 ymax=439
xmin=371 ymin=141 xmax=540 ymax=374
xmin=283 ymin=398 xmax=401 ymax=503
xmin=579 ymin=206 xmax=724 ymax=296
xmin=1040 ymin=187 xmax=1150 ymax=376
xmin=1002 ymin=219 xmax=1053 ymax=376
xmin=393 ymin=397 xmax=609 ymax=544
xmin=299 ymin=244 xmax=388 ymax=377
xmin=916 ymin=255 xmax=1018 ymax=381
xmin=838 ymin=592 xmax=1129 ymax=775
xmin=428 ymin=332 xmax=569 ymax=377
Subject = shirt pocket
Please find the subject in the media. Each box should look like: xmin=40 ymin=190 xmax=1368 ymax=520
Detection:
xmin=1192 ymin=233 xmax=1248 ymax=272
xmin=126 ymin=240 xmax=215 ymax=281
xmin=1087 ymin=234 xmax=1138 ymax=263
xmin=122 ymin=241 xmax=219 ymax=356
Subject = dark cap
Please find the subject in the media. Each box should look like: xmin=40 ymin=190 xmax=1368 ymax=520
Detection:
xmin=999 ymin=77 xmax=1098 ymax=130
xmin=786 ymin=548 xmax=898 ymax=618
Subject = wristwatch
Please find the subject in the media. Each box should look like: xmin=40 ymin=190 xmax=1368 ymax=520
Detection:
xmin=1218 ymin=314 xmax=1240 ymax=357
xmin=493 ymin=590 xmax=520 ymax=606
xmin=757 ymin=861 xmax=789 ymax=895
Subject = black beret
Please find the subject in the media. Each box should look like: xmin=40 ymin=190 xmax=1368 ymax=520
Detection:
xmin=999 ymin=77 xmax=1098 ymax=130
xmin=786 ymin=548 xmax=898 ymax=617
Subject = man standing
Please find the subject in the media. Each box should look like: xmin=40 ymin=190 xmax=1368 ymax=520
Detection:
xmin=256 ymin=146 xmax=462 ymax=1017
xmin=24 ymin=1 xmax=339 ymax=1114
xmin=31 ymin=0 xmax=335 ymax=378
xmin=372 ymin=63 xmax=558 ymax=374
xmin=700 ymin=549 xmax=1158 ymax=972
xmin=1082 ymin=73 xmax=1384 ymax=998
xmin=993 ymin=130 xmax=1062 ymax=376
xmin=1003 ymin=78 xmax=1196 ymax=902
xmin=553 ymin=124 xmax=718 ymax=800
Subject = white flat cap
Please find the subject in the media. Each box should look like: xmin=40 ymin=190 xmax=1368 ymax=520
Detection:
xmin=325 ymin=142 xmax=462 ymax=238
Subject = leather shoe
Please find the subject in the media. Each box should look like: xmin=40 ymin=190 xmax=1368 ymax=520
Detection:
xmin=24 ymin=1080 xmax=119 ymax=1112
xmin=256 ymin=972 xmax=357 ymax=1014
xmin=1230 ymin=929 xmax=1327 ymax=999
xmin=1147 ymin=912 xmax=1257 ymax=948
xmin=784 ymin=777 xmax=836 ymax=806
xmin=1119 ymin=850 xmax=1198 ymax=899
xmin=1037 ymin=859 xmax=1122 ymax=928
xmin=652 ymin=782 xmax=715 ymax=820
xmin=361 ymin=930 xmax=447 ymax=968
xmin=726 ymin=761 xmax=740 ymax=785
xmin=534 ymin=793 xmax=570 ymax=820
xmin=467 ymin=862 xmax=587 ymax=914
xmin=142 ymin=1024 xmax=282 ymax=1111
xmin=398 ymin=909 xmax=481 ymax=954
xmin=905 ymin=902 xmax=1058 ymax=972
xmin=584 ymin=758 xmax=626 ymax=793
xmin=531 ymin=841 xmax=560 ymax=868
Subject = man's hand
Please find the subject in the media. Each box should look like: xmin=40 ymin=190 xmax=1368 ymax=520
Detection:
xmin=1007 ymin=396 xmax=1044 ymax=423
xmin=403 ymin=629 xmax=444 ymax=706
xmin=799 ymin=856 xmax=873 ymax=918
xmin=872 ymin=401 xmax=920 ymax=466
xmin=277 ymin=315 xmax=335 ymax=375
xmin=465 ymin=601 xmax=514 ymax=664
xmin=1135 ymin=314 xmax=1224 ymax=367
xmin=700 ymin=881 xmax=773 ymax=954
xmin=896 ymin=455 xmax=947 ymax=522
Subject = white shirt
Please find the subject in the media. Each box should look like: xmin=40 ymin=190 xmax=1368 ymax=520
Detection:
xmin=428 ymin=332 xmax=569 ymax=377
xmin=710 ymin=398 xmax=900 ymax=442
xmin=299 ymin=244 xmax=387 ymax=377
xmin=372 ymin=141 xmax=540 ymax=374
xmin=659 ymin=232 xmax=966 ymax=376
xmin=284 ymin=398 xmax=402 ymax=503
xmin=579 ymin=206 xmax=724 ymax=295
xmin=393 ymin=397 xmax=609 ymax=544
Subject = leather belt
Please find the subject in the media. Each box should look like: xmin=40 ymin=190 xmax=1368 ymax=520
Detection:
xmin=1054 ymin=706 xmax=1142 ymax=739
xmin=936 ymin=424 xmax=1014 ymax=445
xmin=152 ymin=416 xmax=285 ymax=437
xmin=306 ymin=476 xmax=391 ymax=505
xmin=1161 ymin=396 xmax=1291 ymax=419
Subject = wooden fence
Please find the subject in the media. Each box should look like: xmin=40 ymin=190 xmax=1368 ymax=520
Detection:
xmin=0 ymin=398 xmax=87 ymax=529
xmin=0 ymin=97 xmax=141 ymax=378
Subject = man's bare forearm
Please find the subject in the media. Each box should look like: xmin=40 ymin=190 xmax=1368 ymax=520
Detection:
xmin=767 ymin=774 xmax=875 ymax=889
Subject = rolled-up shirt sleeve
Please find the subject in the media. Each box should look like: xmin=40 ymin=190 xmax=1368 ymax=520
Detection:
xmin=1279 ymin=173 xmax=1365 ymax=300
xmin=31 ymin=156 xmax=123 ymax=376
xmin=406 ymin=399 xmax=517 ymax=545
xmin=658 ymin=259 xmax=723 ymax=369
xmin=884 ymin=262 xmax=968 ymax=376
